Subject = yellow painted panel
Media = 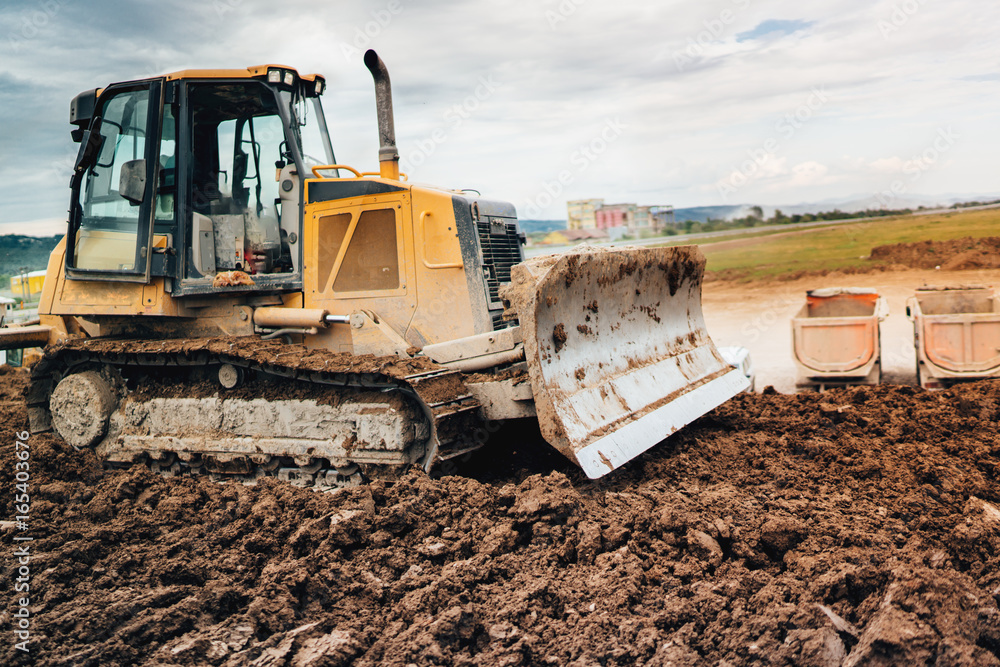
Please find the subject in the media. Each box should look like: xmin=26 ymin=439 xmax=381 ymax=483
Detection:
xmin=37 ymin=238 xmax=67 ymax=317
xmin=419 ymin=208 xmax=464 ymax=268
xmin=36 ymin=237 xmax=181 ymax=316
xmin=304 ymin=193 xmax=416 ymax=351
xmin=407 ymin=188 xmax=478 ymax=344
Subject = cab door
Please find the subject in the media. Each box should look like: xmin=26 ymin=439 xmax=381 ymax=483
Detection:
xmin=66 ymin=81 xmax=163 ymax=283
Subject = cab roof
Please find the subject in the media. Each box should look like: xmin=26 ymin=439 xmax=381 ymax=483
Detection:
xmin=163 ymin=65 xmax=323 ymax=83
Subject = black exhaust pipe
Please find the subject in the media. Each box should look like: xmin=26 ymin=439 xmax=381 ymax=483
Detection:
xmin=363 ymin=49 xmax=400 ymax=175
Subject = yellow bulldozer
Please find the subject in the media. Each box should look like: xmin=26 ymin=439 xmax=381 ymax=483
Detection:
xmin=1 ymin=50 xmax=747 ymax=488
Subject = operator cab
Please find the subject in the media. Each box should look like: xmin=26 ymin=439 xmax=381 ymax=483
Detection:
xmin=65 ymin=66 xmax=334 ymax=295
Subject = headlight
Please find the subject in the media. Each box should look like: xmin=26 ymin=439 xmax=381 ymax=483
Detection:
xmin=267 ymin=69 xmax=281 ymax=83
xmin=283 ymin=71 xmax=295 ymax=86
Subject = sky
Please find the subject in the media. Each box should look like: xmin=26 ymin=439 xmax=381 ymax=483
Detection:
xmin=0 ymin=0 xmax=997 ymax=235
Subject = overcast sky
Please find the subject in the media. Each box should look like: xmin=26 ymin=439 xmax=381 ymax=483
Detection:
xmin=1 ymin=0 xmax=997 ymax=235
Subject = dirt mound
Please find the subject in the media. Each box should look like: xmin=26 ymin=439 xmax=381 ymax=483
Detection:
xmin=2 ymin=369 xmax=999 ymax=666
xmin=870 ymin=236 xmax=1000 ymax=271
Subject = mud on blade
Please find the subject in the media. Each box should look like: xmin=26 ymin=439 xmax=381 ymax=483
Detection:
xmin=504 ymin=246 xmax=748 ymax=479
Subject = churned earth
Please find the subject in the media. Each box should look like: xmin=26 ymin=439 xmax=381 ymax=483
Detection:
xmin=1 ymin=364 xmax=999 ymax=666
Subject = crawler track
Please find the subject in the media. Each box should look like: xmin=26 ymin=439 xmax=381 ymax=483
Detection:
xmin=28 ymin=336 xmax=484 ymax=489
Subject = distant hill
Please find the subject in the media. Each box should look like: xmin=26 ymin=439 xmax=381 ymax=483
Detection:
xmin=673 ymin=205 xmax=752 ymax=223
xmin=0 ymin=235 xmax=61 ymax=278
xmin=757 ymin=193 xmax=1000 ymax=218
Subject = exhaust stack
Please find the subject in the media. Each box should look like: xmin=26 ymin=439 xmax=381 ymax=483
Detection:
xmin=363 ymin=49 xmax=400 ymax=180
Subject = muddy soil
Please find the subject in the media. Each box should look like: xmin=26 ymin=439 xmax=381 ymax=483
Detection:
xmin=870 ymin=237 xmax=1000 ymax=271
xmin=2 ymin=366 xmax=999 ymax=666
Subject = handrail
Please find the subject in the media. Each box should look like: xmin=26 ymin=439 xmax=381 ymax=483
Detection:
xmin=419 ymin=211 xmax=463 ymax=269
xmin=311 ymin=164 xmax=362 ymax=178
xmin=361 ymin=171 xmax=408 ymax=181
xmin=309 ymin=164 xmax=409 ymax=181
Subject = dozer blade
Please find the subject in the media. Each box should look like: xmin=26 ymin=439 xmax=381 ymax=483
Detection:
xmin=504 ymin=245 xmax=749 ymax=479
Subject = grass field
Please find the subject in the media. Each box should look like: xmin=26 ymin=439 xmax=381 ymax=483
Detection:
xmin=670 ymin=207 xmax=1000 ymax=279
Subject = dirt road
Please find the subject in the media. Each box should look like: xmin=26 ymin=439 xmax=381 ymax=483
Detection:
xmin=703 ymin=268 xmax=1000 ymax=392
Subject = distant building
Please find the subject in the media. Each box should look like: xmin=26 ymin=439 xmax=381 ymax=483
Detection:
xmin=633 ymin=206 xmax=651 ymax=229
xmin=647 ymin=205 xmax=676 ymax=229
xmin=0 ymin=296 xmax=15 ymax=328
xmin=595 ymin=203 xmax=636 ymax=231
xmin=570 ymin=200 xmax=675 ymax=234
xmin=567 ymin=198 xmax=603 ymax=230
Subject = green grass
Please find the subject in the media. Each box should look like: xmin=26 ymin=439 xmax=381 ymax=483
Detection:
xmin=670 ymin=208 xmax=1000 ymax=280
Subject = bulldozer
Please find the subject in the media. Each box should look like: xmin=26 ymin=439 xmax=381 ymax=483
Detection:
xmin=2 ymin=50 xmax=748 ymax=488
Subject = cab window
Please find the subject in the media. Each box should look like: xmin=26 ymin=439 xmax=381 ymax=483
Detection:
xmin=72 ymin=87 xmax=152 ymax=273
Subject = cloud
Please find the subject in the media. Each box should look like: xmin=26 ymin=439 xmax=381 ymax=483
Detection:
xmin=0 ymin=0 xmax=998 ymax=225
xmin=786 ymin=161 xmax=831 ymax=188
xmin=865 ymin=157 xmax=907 ymax=173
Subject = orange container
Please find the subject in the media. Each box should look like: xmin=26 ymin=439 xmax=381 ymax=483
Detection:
xmin=792 ymin=288 xmax=885 ymax=390
xmin=908 ymin=286 xmax=1000 ymax=389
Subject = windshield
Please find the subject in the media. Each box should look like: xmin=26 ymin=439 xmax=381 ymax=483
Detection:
xmin=280 ymin=90 xmax=335 ymax=173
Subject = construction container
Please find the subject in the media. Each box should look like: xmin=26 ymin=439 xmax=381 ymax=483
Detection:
xmin=907 ymin=286 xmax=1000 ymax=389
xmin=792 ymin=288 xmax=886 ymax=390
xmin=10 ymin=270 xmax=46 ymax=301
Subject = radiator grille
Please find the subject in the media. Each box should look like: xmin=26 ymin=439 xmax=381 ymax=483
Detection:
xmin=477 ymin=219 xmax=522 ymax=329
xmin=491 ymin=311 xmax=515 ymax=331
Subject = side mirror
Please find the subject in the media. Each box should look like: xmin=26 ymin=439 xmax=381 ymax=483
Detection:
xmin=72 ymin=118 xmax=104 ymax=178
xmin=119 ymin=159 xmax=147 ymax=205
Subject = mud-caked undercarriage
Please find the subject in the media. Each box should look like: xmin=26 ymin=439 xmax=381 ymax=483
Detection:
xmin=29 ymin=337 xmax=485 ymax=490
